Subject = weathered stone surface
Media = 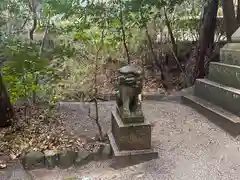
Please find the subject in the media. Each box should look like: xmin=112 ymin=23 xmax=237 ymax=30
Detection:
xmin=208 ymin=62 xmax=240 ymax=89
xmin=108 ymin=132 xmax=158 ymax=169
xmin=116 ymin=65 xmax=144 ymax=123
xmin=116 ymin=106 xmax=144 ymax=124
xmin=231 ymin=27 xmax=240 ymax=42
xmin=75 ymin=150 xmax=90 ymax=166
xmin=195 ymin=79 xmax=240 ymax=116
xmin=220 ymin=43 xmax=240 ymax=66
xmin=100 ymin=143 xmax=112 ymax=159
xmin=118 ymin=65 xmax=142 ymax=75
xmin=57 ymin=151 xmax=77 ymax=169
xmin=111 ymin=111 xmax=151 ymax=151
xmin=63 ymin=176 xmax=78 ymax=180
xmin=22 ymin=151 xmax=44 ymax=170
xmin=182 ymin=94 xmax=240 ymax=135
xmin=44 ymin=150 xmax=58 ymax=169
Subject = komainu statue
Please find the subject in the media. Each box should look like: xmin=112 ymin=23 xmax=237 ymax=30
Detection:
xmin=116 ymin=65 xmax=144 ymax=123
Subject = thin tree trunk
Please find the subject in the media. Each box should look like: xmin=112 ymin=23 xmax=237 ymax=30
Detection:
xmin=28 ymin=0 xmax=38 ymax=103
xmin=222 ymin=0 xmax=237 ymax=41
xmin=28 ymin=0 xmax=37 ymax=41
xmin=139 ymin=9 xmax=167 ymax=89
xmin=164 ymin=7 xmax=178 ymax=55
xmin=0 ymin=73 xmax=13 ymax=127
xmin=88 ymin=28 xmax=105 ymax=141
xmin=118 ymin=0 xmax=130 ymax=64
xmin=194 ymin=0 xmax=218 ymax=79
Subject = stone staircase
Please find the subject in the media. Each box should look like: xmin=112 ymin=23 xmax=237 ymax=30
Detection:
xmin=182 ymin=29 xmax=240 ymax=136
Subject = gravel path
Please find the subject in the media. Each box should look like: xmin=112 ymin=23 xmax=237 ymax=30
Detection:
xmin=28 ymin=100 xmax=240 ymax=180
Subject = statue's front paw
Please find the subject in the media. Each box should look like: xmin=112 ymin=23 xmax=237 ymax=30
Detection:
xmin=123 ymin=108 xmax=131 ymax=117
xmin=135 ymin=108 xmax=143 ymax=116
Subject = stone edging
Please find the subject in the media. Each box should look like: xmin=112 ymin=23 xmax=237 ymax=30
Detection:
xmin=100 ymin=87 xmax=194 ymax=101
xmin=98 ymin=93 xmax=168 ymax=101
xmin=98 ymin=88 xmax=193 ymax=102
xmin=20 ymin=143 xmax=111 ymax=170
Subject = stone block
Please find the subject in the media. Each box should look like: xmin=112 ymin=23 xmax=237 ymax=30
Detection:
xmin=108 ymin=132 xmax=158 ymax=169
xmin=116 ymin=107 xmax=144 ymax=124
xmin=75 ymin=150 xmax=91 ymax=166
xmin=44 ymin=150 xmax=58 ymax=169
xmin=111 ymin=110 xmax=151 ymax=151
xmin=208 ymin=62 xmax=240 ymax=89
xmin=22 ymin=151 xmax=45 ymax=170
xmin=182 ymin=94 xmax=240 ymax=136
xmin=99 ymin=143 xmax=112 ymax=159
xmin=57 ymin=151 xmax=77 ymax=169
xmin=220 ymin=43 xmax=240 ymax=66
xmin=231 ymin=27 xmax=240 ymax=42
xmin=195 ymin=79 xmax=240 ymax=116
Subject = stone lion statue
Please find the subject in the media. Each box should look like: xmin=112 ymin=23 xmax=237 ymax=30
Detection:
xmin=116 ymin=65 xmax=143 ymax=120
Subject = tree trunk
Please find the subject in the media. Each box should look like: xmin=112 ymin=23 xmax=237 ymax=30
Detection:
xmin=0 ymin=73 xmax=13 ymax=127
xmin=237 ymin=0 xmax=240 ymax=25
xmin=164 ymin=7 xmax=178 ymax=55
xmin=118 ymin=0 xmax=130 ymax=64
xmin=194 ymin=0 xmax=218 ymax=79
xmin=222 ymin=0 xmax=237 ymax=41
xmin=28 ymin=0 xmax=37 ymax=41
xmin=141 ymin=16 xmax=167 ymax=89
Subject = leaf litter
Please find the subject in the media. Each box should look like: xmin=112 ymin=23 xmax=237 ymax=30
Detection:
xmin=0 ymin=104 xmax=100 ymax=161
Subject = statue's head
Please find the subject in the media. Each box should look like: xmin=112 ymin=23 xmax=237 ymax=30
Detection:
xmin=118 ymin=65 xmax=143 ymax=92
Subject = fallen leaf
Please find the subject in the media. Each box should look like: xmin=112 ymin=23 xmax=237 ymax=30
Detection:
xmin=9 ymin=154 xmax=16 ymax=160
xmin=0 ymin=160 xmax=7 ymax=169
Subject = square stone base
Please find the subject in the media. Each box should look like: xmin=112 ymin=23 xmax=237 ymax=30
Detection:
xmin=117 ymin=107 xmax=144 ymax=124
xmin=108 ymin=132 xmax=158 ymax=167
xmin=111 ymin=110 xmax=151 ymax=151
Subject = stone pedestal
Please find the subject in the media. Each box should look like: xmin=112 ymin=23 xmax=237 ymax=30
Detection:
xmin=108 ymin=109 xmax=158 ymax=160
xmin=108 ymin=65 xmax=158 ymax=164
xmin=111 ymin=110 xmax=151 ymax=151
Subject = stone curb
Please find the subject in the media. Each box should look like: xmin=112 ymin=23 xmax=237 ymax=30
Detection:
xmin=20 ymin=143 xmax=112 ymax=170
xmin=98 ymin=87 xmax=193 ymax=102
xmin=58 ymin=93 xmax=174 ymax=103
xmin=98 ymin=93 xmax=167 ymax=101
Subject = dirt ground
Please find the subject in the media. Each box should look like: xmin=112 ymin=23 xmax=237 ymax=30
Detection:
xmin=23 ymin=99 xmax=240 ymax=180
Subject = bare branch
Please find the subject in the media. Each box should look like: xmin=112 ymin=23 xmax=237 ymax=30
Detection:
xmin=87 ymin=23 xmax=106 ymax=142
xmin=118 ymin=0 xmax=130 ymax=64
xmin=39 ymin=15 xmax=50 ymax=57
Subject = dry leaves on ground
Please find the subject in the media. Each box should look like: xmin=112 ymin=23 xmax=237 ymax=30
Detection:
xmin=0 ymin=160 xmax=7 ymax=169
xmin=0 ymin=104 xmax=99 ymax=159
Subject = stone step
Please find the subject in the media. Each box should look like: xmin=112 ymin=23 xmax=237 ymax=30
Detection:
xmin=231 ymin=27 xmax=240 ymax=42
xmin=195 ymin=79 xmax=240 ymax=116
xmin=182 ymin=94 xmax=240 ymax=136
xmin=208 ymin=62 xmax=240 ymax=89
xmin=220 ymin=43 xmax=240 ymax=66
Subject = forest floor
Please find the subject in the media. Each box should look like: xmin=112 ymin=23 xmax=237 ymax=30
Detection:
xmin=2 ymin=99 xmax=240 ymax=180
xmin=0 ymin=104 xmax=101 ymax=169
xmin=0 ymin=53 xmax=184 ymax=168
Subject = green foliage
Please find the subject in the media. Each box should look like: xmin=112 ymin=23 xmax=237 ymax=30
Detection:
xmin=1 ymin=39 xmax=53 ymax=103
xmin=0 ymin=0 xmax=207 ymax=103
